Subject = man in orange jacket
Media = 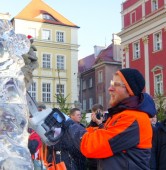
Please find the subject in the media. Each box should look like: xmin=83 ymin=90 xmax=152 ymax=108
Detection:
xmin=61 ymin=68 xmax=157 ymax=170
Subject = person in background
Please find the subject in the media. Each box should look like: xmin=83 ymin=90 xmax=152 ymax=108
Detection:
xmin=87 ymin=104 xmax=104 ymax=170
xmin=150 ymin=116 xmax=166 ymax=170
xmin=149 ymin=114 xmax=158 ymax=170
xmin=47 ymin=108 xmax=87 ymax=170
xmin=87 ymin=104 xmax=104 ymax=128
xmin=150 ymin=115 xmax=157 ymax=127
xmin=70 ymin=107 xmax=85 ymax=127
xmin=62 ymin=68 xmax=157 ymax=170
xmin=28 ymin=103 xmax=46 ymax=170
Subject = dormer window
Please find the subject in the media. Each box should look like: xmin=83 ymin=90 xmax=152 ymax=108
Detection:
xmin=42 ymin=13 xmax=57 ymax=21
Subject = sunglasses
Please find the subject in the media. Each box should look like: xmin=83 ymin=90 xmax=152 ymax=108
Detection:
xmin=110 ymin=80 xmax=125 ymax=88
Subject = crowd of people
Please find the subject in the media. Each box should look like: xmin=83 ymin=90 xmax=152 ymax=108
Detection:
xmin=27 ymin=68 xmax=166 ymax=170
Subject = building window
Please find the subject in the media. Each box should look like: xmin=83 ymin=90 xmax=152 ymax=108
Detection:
xmin=56 ymin=84 xmax=65 ymax=98
xmin=42 ymin=83 xmax=51 ymax=102
xmin=28 ymin=28 xmax=36 ymax=38
xmin=154 ymin=74 xmax=163 ymax=94
xmin=57 ymin=55 xmax=64 ymax=70
xmin=154 ymin=32 xmax=162 ymax=51
xmin=83 ymin=99 xmax=86 ymax=111
xmin=152 ymin=0 xmax=158 ymax=11
xmin=43 ymin=54 xmax=51 ymax=68
xmin=42 ymin=14 xmax=57 ymax=21
xmin=98 ymin=95 xmax=103 ymax=106
xmin=89 ymin=98 xmax=93 ymax=110
xmin=83 ymin=80 xmax=86 ymax=90
xmin=133 ymin=41 xmax=140 ymax=59
xmin=98 ymin=71 xmax=103 ymax=83
xmin=42 ymin=29 xmax=51 ymax=40
xmin=56 ymin=31 xmax=64 ymax=42
xmin=89 ymin=78 xmax=93 ymax=88
xmin=130 ymin=11 xmax=136 ymax=24
xmin=28 ymin=82 xmax=36 ymax=101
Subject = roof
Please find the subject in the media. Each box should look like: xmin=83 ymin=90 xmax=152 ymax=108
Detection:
xmin=78 ymin=54 xmax=95 ymax=73
xmin=95 ymin=44 xmax=115 ymax=64
xmin=14 ymin=0 xmax=79 ymax=28
xmin=78 ymin=44 xmax=121 ymax=73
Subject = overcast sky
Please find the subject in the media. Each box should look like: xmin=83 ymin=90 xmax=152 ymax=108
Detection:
xmin=0 ymin=0 xmax=123 ymax=59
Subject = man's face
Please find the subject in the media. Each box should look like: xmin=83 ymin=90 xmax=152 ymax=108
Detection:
xmin=70 ymin=111 xmax=82 ymax=123
xmin=150 ymin=115 xmax=157 ymax=125
xmin=108 ymin=74 xmax=130 ymax=107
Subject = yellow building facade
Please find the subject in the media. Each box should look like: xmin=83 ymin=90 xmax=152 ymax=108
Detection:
xmin=12 ymin=0 xmax=79 ymax=108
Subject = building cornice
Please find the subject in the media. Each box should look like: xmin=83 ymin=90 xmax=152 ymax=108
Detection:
xmin=34 ymin=40 xmax=79 ymax=50
xmin=118 ymin=8 xmax=166 ymax=38
xmin=122 ymin=0 xmax=144 ymax=15
xmin=118 ymin=9 xmax=166 ymax=44
xmin=93 ymin=61 xmax=121 ymax=68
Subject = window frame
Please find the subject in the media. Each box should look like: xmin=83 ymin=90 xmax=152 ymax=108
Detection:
xmin=42 ymin=29 xmax=51 ymax=40
xmin=56 ymin=84 xmax=65 ymax=98
xmin=42 ymin=53 xmax=51 ymax=69
xmin=83 ymin=80 xmax=86 ymax=90
xmin=42 ymin=13 xmax=57 ymax=21
xmin=152 ymin=0 xmax=158 ymax=12
xmin=89 ymin=98 xmax=93 ymax=110
xmin=89 ymin=78 xmax=93 ymax=88
xmin=98 ymin=70 xmax=103 ymax=83
xmin=28 ymin=82 xmax=36 ymax=101
xmin=42 ymin=83 xmax=51 ymax=102
xmin=57 ymin=55 xmax=65 ymax=70
xmin=130 ymin=11 xmax=136 ymax=24
xmin=56 ymin=31 xmax=65 ymax=42
xmin=133 ymin=41 xmax=140 ymax=59
xmin=28 ymin=28 xmax=36 ymax=38
xmin=83 ymin=99 xmax=86 ymax=111
xmin=153 ymin=31 xmax=162 ymax=51
xmin=98 ymin=95 xmax=103 ymax=106
xmin=154 ymin=74 xmax=163 ymax=95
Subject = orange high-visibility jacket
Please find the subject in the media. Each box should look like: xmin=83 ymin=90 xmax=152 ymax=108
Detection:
xmin=80 ymin=110 xmax=152 ymax=170
xmin=81 ymin=110 xmax=152 ymax=157
xmin=67 ymin=93 xmax=156 ymax=170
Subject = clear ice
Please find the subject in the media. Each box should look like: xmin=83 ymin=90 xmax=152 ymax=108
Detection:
xmin=0 ymin=19 xmax=34 ymax=170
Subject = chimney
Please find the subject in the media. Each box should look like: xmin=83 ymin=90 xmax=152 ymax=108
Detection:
xmin=94 ymin=45 xmax=105 ymax=58
xmin=112 ymin=33 xmax=121 ymax=61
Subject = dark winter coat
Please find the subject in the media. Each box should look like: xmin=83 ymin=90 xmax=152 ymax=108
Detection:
xmin=47 ymin=125 xmax=86 ymax=170
xmin=150 ymin=119 xmax=166 ymax=170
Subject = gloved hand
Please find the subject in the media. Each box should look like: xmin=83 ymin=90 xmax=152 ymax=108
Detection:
xmin=53 ymin=127 xmax=62 ymax=138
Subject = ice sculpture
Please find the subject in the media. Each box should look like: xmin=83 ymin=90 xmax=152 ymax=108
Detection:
xmin=0 ymin=19 xmax=33 ymax=169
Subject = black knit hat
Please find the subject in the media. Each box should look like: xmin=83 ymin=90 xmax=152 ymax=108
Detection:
xmin=116 ymin=68 xmax=145 ymax=96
